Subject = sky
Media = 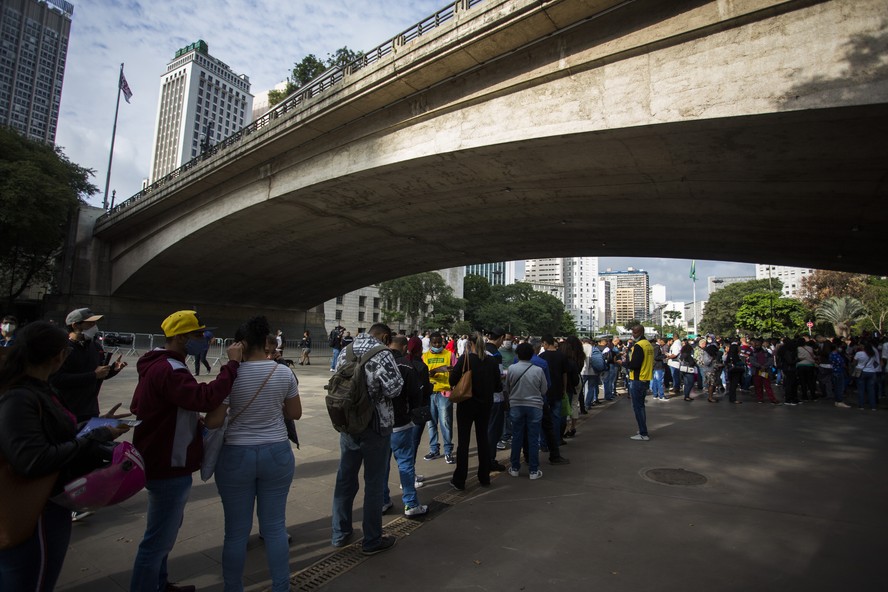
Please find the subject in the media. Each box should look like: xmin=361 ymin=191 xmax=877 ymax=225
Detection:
xmin=53 ymin=0 xmax=755 ymax=301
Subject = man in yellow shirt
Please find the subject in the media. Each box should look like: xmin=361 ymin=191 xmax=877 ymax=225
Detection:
xmin=421 ymin=332 xmax=455 ymax=463
xmin=625 ymin=324 xmax=654 ymax=441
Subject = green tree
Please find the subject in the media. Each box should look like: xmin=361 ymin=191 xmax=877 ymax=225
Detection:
xmin=735 ymin=293 xmax=807 ymax=337
xmin=0 ymin=127 xmax=97 ymax=307
xmin=663 ymin=310 xmax=682 ymax=338
xmin=268 ymin=48 xmax=363 ymax=107
xmin=379 ymin=272 xmax=462 ymax=331
xmin=462 ymin=274 xmax=491 ymax=328
xmin=700 ymin=279 xmax=783 ymax=336
xmin=858 ymin=277 xmax=888 ymax=333
xmin=450 ymin=320 xmax=474 ymax=336
xmin=815 ymin=296 xmax=867 ymax=337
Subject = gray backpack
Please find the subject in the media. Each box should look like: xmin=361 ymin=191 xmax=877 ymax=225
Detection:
xmin=324 ymin=343 xmax=387 ymax=434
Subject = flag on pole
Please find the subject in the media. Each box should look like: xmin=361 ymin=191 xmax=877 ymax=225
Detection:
xmin=689 ymin=260 xmax=697 ymax=281
xmin=119 ymin=68 xmax=133 ymax=104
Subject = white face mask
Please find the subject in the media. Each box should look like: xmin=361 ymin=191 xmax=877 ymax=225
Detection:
xmin=502 ymin=340 xmax=513 ymax=348
xmin=82 ymin=325 xmax=99 ymax=340
xmin=1 ymin=323 xmax=13 ymax=334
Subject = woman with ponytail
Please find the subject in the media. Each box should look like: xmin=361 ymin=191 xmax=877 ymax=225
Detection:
xmin=448 ymin=331 xmax=502 ymax=490
xmin=0 ymin=322 xmax=129 ymax=590
xmin=205 ymin=316 xmax=301 ymax=592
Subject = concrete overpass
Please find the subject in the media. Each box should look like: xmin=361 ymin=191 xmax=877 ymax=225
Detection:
xmin=84 ymin=0 xmax=888 ymax=326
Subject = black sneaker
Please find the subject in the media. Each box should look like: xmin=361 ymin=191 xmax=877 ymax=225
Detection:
xmin=423 ymin=451 xmax=440 ymax=461
xmin=449 ymin=479 xmax=465 ymax=491
xmin=362 ymin=535 xmax=397 ymax=556
xmin=490 ymin=460 xmax=507 ymax=472
xmin=549 ymin=456 xmax=571 ymax=465
xmin=444 ymin=454 xmax=455 ymax=464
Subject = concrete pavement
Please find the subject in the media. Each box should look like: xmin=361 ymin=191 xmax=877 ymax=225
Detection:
xmin=58 ymin=362 xmax=888 ymax=591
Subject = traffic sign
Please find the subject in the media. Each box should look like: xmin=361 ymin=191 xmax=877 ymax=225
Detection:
xmin=806 ymin=321 xmax=814 ymax=328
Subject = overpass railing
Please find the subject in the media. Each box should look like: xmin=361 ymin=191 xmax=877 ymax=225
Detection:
xmin=98 ymin=0 xmax=488 ymax=225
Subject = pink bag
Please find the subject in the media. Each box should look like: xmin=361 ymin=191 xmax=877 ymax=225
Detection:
xmin=51 ymin=442 xmax=146 ymax=511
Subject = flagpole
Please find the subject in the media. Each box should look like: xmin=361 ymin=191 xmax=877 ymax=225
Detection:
xmin=103 ymin=63 xmax=124 ymax=211
xmin=692 ymin=277 xmax=697 ymax=337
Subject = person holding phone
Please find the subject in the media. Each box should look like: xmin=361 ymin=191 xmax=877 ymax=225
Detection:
xmin=51 ymin=308 xmax=128 ymax=521
xmin=51 ymin=308 xmax=127 ymax=423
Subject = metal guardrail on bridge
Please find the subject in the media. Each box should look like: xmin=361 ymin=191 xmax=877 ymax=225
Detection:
xmin=97 ymin=0 xmax=488 ymax=224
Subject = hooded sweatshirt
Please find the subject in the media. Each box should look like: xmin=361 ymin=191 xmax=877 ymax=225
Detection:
xmin=130 ymin=348 xmax=238 ymax=480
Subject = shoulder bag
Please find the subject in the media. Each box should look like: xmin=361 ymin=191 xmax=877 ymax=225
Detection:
xmin=0 ymin=396 xmax=59 ymax=550
xmin=201 ymin=364 xmax=278 ymax=481
xmin=450 ymin=353 xmax=474 ymax=404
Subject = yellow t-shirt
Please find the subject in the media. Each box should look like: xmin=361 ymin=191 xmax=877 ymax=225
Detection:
xmin=422 ymin=350 xmax=454 ymax=393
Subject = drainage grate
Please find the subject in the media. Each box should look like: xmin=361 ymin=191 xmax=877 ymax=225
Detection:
xmin=289 ymin=483 xmax=476 ymax=590
xmin=643 ymin=468 xmax=708 ymax=487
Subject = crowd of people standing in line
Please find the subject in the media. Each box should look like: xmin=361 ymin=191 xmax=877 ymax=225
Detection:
xmin=2 ymin=305 xmax=885 ymax=591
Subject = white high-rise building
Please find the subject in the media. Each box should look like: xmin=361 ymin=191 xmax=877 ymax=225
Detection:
xmin=524 ymin=257 xmax=600 ymax=333
xmin=563 ymin=257 xmax=600 ymax=334
xmin=465 ymin=261 xmax=517 ymax=286
xmin=150 ymin=40 xmax=253 ymax=182
xmin=755 ymin=265 xmax=815 ymax=298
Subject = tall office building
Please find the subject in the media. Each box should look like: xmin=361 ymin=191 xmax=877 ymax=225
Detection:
xmin=755 ymin=265 xmax=814 ymax=298
xmin=599 ymin=268 xmax=650 ymax=326
xmin=563 ymin=257 xmax=600 ymax=333
xmin=708 ymin=275 xmax=755 ymax=295
xmin=150 ymin=40 xmax=253 ymax=182
xmin=465 ymin=261 xmax=516 ymax=286
xmin=0 ymin=0 xmax=72 ymax=143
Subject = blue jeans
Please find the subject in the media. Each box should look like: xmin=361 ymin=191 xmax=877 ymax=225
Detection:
xmin=427 ymin=392 xmax=453 ymax=455
xmin=131 ymin=474 xmax=193 ymax=592
xmin=487 ymin=401 xmax=506 ymax=462
xmin=509 ymin=406 xmax=542 ymax=473
xmin=651 ymin=369 xmax=665 ymax=398
xmin=385 ymin=428 xmax=419 ymax=508
xmin=331 ymin=428 xmax=391 ymax=549
xmin=833 ymin=373 xmax=846 ymax=402
xmin=215 ymin=441 xmax=294 ymax=592
xmin=583 ymin=375 xmax=601 ymax=408
xmin=0 ymin=501 xmax=71 ymax=591
xmin=330 ymin=348 xmax=341 ymax=370
xmin=629 ymin=380 xmax=649 ymax=436
xmin=857 ymin=372 xmax=877 ymax=410
xmin=670 ymin=365 xmax=681 ymax=391
xmin=604 ymin=367 xmax=617 ymax=400
xmin=682 ymin=372 xmax=696 ymax=398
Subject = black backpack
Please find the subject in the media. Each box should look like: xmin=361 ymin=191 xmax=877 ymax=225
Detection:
xmin=324 ymin=343 xmax=388 ymax=434
xmin=328 ymin=329 xmax=339 ymax=348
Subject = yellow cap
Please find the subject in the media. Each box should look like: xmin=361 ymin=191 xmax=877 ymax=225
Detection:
xmin=161 ymin=310 xmax=206 ymax=337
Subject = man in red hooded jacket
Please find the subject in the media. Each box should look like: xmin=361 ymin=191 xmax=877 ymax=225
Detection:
xmin=129 ymin=310 xmax=243 ymax=592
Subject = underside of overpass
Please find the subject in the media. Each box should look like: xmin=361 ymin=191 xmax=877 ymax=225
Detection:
xmin=92 ymin=0 xmax=888 ymax=313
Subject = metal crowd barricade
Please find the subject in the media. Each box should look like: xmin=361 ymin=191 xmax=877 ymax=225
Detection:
xmin=207 ymin=337 xmax=227 ymax=368
xmin=132 ymin=333 xmax=155 ymax=357
xmin=121 ymin=332 xmax=138 ymax=357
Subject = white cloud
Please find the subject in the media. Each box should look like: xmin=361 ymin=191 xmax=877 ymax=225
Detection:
xmin=56 ymin=0 xmax=445 ymax=206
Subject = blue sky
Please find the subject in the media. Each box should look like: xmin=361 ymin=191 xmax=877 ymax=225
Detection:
xmin=54 ymin=0 xmax=754 ymax=301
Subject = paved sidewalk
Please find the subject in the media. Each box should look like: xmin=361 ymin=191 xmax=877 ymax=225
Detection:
xmin=58 ymin=367 xmax=888 ymax=592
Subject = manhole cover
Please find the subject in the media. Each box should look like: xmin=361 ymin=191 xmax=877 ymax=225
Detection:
xmin=644 ymin=468 xmax=707 ymax=486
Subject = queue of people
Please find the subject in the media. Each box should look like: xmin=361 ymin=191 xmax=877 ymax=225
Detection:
xmin=3 ymin=308 xmax=885 ymax=591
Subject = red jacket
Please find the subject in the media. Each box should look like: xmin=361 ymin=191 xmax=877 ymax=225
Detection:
xmin=130 ymin=349 xmax=238 ymax=480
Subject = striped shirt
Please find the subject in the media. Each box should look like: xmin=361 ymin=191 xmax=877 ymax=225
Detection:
xmin=223 ymin=360 xmax=298 ymax=446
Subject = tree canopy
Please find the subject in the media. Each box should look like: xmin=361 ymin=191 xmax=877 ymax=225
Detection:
xmin=699 ymin=279 xmax=783 ymax=336
xmin=800 ymin=270 xmax=869 ymax=307
xmin=0 ymin=127 xmax=96 ymax=306
xmin=735 ymin=292 xmax=807 ymax=337
xmin=464 ymin=277 xmax=576 ymax=336
xmin=268 ymin=47 xmax=364 ymax=107
xmin=379 ymin=272 xmax=463 ymax=332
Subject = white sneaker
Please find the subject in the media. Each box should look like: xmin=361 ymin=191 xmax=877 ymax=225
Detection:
xmin=835 ymin=402 xmax=851 ymax=408
xmin=71 ymin=510 xmax=94 ymax=522
xmin=529 ymin=470 xmax=543 ymax=480
xmin=404 ymin=504 xmax=429 ymax=516
xmin=508 ymin=467 xmax=520 ymax=477
xmin=629 ymin=434 xmax=650 ymax=441
xmin=414 ymin=479 xmax=425 ymax=489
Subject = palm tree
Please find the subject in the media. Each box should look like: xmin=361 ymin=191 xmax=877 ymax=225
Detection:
xmin=815 ymin=296 xmax=867 ymax=337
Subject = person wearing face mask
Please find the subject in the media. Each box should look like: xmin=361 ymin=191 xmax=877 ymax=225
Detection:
xmin=0 ymin=315 xmax=16 ymax=347
xmin=51 ymin=308 xmax=127 ymax=425
xmin=129 ymin=310 xmax=243 ymax=592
